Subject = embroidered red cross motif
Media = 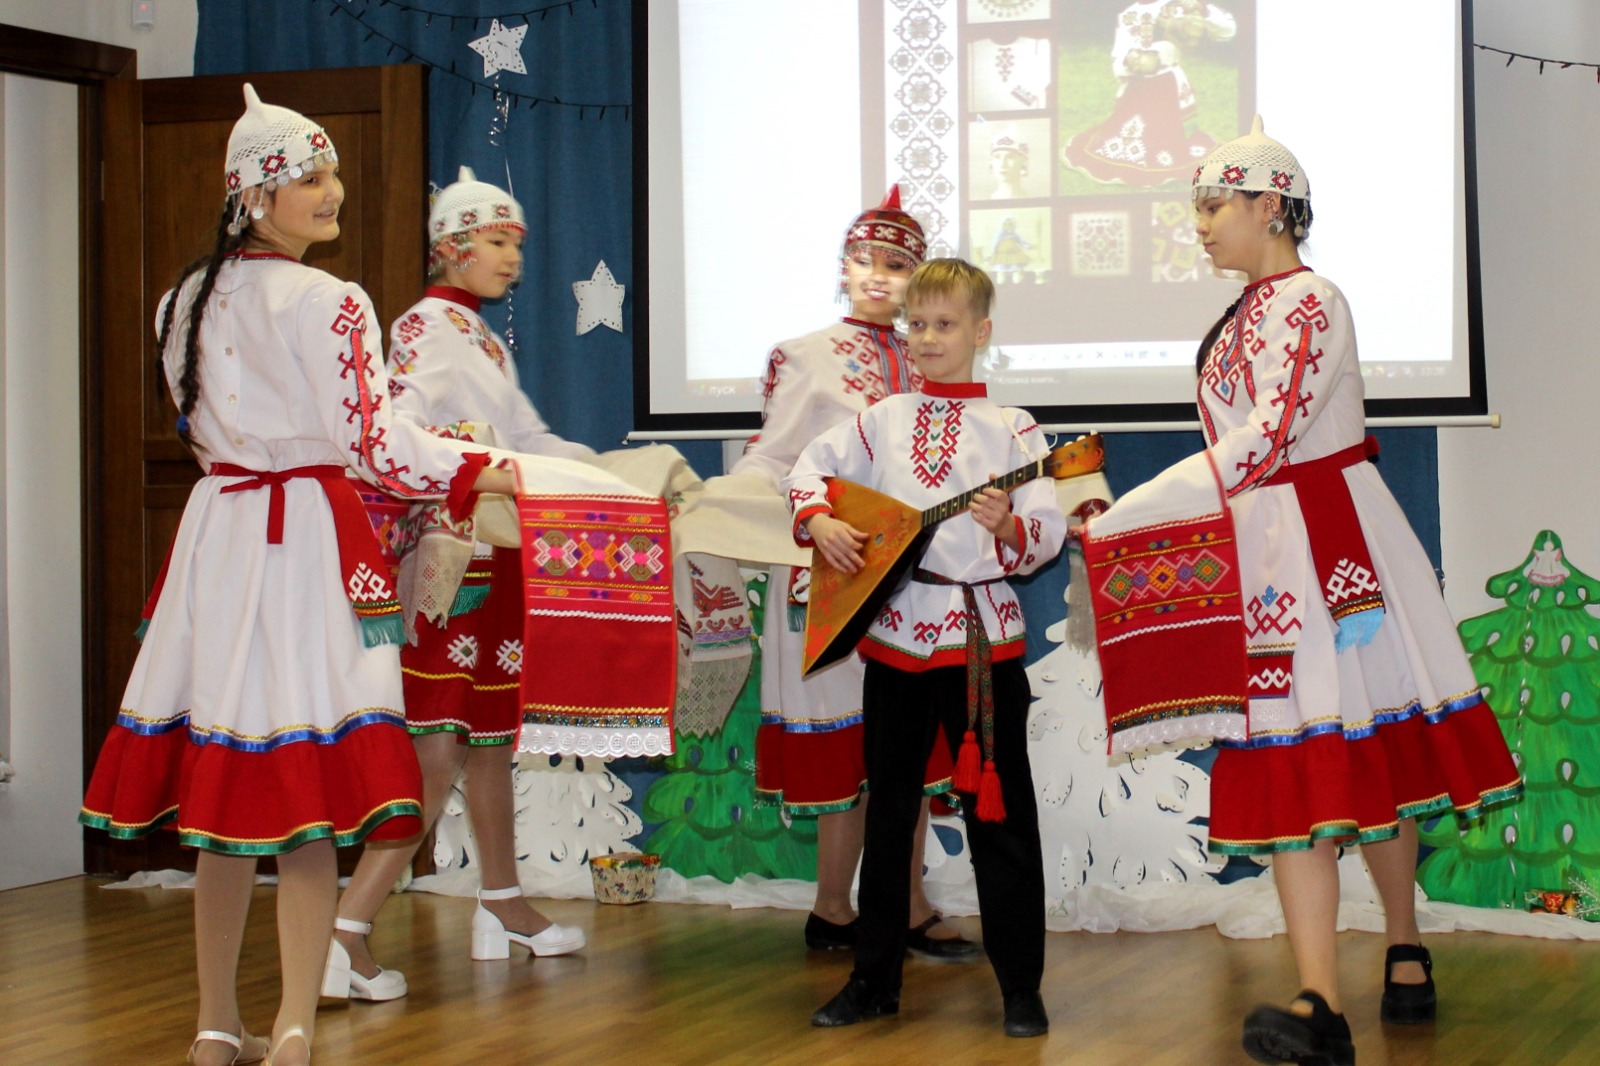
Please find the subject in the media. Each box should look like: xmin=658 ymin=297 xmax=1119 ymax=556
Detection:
xmin=1244 ymin=588 xmax=1301 ymax=637
xmin=396 ymin=313 xmax=426 ymax=345
xmin=913 ymin=621 xmax=942 ymax=643
xmin=330 ymin=296 xmax=368 ymax=337
xmin=1284 ymin=294 xmax=1329 ymax=333
xmin=842 ymin=376 xmax=866 ymax=394
xmin=944 ymin=609 xmax=967 ymax=632
xmin=832 ymin=337 xmax=858 ymax=356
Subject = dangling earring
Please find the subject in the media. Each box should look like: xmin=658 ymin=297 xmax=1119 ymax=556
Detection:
xmin=1267 ymin=217 xmax=1285 ymax=237
xmin=250 ymin=206 xmax=265 ymax=221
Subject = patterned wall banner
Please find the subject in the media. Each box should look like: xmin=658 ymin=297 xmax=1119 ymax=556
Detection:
xmin=882 ymin=0 xmax=961 ymax=256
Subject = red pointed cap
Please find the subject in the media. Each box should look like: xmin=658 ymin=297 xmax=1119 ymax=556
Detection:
xmin=843 ymin=184 xmax=927 ymax=264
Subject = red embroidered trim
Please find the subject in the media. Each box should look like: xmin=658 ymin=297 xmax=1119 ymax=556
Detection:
xmin=921 ymin=381 xmax=986 ymax=398
xmin=425 ymin=285 xmax=482 ymax=312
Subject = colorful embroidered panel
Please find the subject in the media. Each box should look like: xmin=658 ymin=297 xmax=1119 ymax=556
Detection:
xmin=1086 ymin=506 xmax=1249 ymax=752
xmin=516 ymin=494 xmax=676 ymax=757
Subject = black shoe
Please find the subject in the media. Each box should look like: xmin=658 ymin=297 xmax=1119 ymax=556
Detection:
xmin=1002 ymin=990 xmax=1049 ymax=1038
xmin=905 ymin=915 xmax=983 ymax=963
xmin=1381 ymin=943 xmax=1436 ymax=1025
xmin=1242 ymin=990 xmax=1354 ymax=1065
xmin=810 ymin=978 xmax=900 ymax=1028
xmin=804 ymin=912 xmax=857 ymax=950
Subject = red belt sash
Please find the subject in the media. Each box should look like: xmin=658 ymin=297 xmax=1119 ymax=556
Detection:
xmin=1262 ymin=436 xmax=1385 ymax=650
xmin=139 ymin=464 xmax=404 ymax=647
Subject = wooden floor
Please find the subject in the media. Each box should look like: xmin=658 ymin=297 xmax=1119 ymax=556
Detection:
xmin=0 ymin=877 xmax=1593 ymax=1065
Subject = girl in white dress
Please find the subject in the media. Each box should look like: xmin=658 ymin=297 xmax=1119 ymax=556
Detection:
xmin=79 ymin=87 xmax=520 ymax=1066
xmin=1082 ymin=117 xmax=1521 ymax=1066
xmin=322 ymin=169 xmax=587 ymax=1003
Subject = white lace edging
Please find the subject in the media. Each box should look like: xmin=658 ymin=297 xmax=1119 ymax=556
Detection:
xmin=516 ymin=726 xmax=674 ymax=758
xmin=1109 ymin=713 xmax=1246 ymax=755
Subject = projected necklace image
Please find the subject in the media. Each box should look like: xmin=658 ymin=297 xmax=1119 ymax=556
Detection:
xmin=1060 ymin=0 xmax=1246 ymax=190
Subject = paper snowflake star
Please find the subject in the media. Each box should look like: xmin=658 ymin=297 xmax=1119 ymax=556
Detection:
xmin=469 ymin=19 xmax=528 ymax=77
xmin=573 ymin=260 xmax=625 ymax=335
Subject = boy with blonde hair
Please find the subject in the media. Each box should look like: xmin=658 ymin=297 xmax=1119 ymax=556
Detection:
xmin=785 ymin=258 xmax=1064 ymax=1037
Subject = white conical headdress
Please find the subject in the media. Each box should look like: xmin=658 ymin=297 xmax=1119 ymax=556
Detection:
xmin=223 ymin=83 xmax=337 ymax=195
xmin=1191 ymin=115 xmax=1309 ymax=202
xmin=428 ymin=165 xmax=527 ymax=243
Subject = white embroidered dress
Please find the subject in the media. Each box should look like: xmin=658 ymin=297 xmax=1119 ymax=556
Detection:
xmin=82 ymin=256 xmax=499 ymax=855
xmin=734 ymin=317 xmax=923 ymax=814
xmin=1090 ymin=267 xmax=1521 ymax=853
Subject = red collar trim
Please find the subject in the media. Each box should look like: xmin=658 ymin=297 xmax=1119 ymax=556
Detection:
xmin=842 ymin=315 xmax=896 ymax=334
xmin=1244 ymin=265 xmax=1311 ymax=293
xmin=425 ymin=285 xmax=481 ymax=312
xmin=227 ymin=251 xmax=299 ymax=263
xmin=921 ymin=380 xmax=986 ymax=399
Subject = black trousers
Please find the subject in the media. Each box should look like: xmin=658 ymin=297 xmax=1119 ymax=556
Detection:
xmin=852 ymin=657 xmax=1045 ymax=997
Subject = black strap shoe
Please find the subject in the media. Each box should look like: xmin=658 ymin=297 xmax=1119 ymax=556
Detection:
xmin=1381 ymin=943 xmax=1436 ymax=1024
xmin=1002 ymin=990 xmax=1049 ymax=1038
xmin=905 ymin=914 xmax=983 ymax=962
xmin=1242 ymin=989 xmax=1354 ymax=1065
xmin=811 ymin=978 xmax=900 ymax=1028
xmin=804 ymin=912 xmax=857 ymax=951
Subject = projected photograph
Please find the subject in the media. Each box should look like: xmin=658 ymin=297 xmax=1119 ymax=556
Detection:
xmin=1058 ymin=0 xmax=1251 ymax=192
xmin=967 ymin=117 xmax=1052 ymax=200
xmin=648 ymin=0 xmax=1476 ymax=427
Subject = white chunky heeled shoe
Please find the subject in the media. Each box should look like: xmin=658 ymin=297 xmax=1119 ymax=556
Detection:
xmin=320 ymin=917 xmax=408 ymax=1001
xmin=471 ymin=885 xmax=585 ymax=960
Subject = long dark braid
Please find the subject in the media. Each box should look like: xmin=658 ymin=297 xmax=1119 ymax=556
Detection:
xmin=158 ymin=202 xmax=248 ymax=449
xmin=1195 ymin=295 xmax=1242 ymax=374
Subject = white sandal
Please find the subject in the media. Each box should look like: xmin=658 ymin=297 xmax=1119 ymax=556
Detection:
xmin=471 ymin=886 xmax=585 ymax=960
xmin=187 ymin=1029 xmax=268 ymax=1065
xmin=266 ymin=1026 xmax=309 ymax=1066
xmin=319 ymin=917 xmax=407 ymax=1001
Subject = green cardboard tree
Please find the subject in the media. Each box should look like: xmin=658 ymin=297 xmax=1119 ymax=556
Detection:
xmin=1416 ymin=530 xmax=1600 ymax=907
xmin=642 ymin=572 xmax=819 ymax=881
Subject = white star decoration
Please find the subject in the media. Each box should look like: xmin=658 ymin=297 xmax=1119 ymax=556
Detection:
xmin=573 ymin=260 xmax=625 ymax=334
xmin=468 ymin=19 xmax=528 ymax=77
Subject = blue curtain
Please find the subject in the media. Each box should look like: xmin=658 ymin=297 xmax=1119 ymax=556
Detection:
xmin=193 ymin=0 xmax=1444 ymax=667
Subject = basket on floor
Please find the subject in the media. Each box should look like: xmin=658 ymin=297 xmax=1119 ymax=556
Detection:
xmin=589 ymin=851 xmax=661 ymax=905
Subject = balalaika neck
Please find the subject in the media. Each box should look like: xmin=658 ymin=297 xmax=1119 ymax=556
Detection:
xmin=918 ymin=458 xmax=1046 ymax=527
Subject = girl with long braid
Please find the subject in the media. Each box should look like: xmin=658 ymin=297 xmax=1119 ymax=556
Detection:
xmin=79 ymin=86 xmax=522 ymax=1066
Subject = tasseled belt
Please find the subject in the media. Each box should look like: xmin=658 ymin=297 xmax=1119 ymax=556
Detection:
xmin=912 ymin=568 xmax=1007 ymax=822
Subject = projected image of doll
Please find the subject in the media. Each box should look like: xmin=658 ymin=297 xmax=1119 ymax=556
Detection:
xmin=990 ymin=135 xmax=1030 ymax=199
xmin=1061 ymin=0 xmax=1237 ymax=188
xmin=971 ymin=209 xmax=1051 ymax=285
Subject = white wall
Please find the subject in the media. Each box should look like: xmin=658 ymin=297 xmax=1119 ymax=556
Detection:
xmin=0 ymin=3 xmax=196 ymax=889
xmin=0 ymin=0 xmax=198 ymax=78
xmin=1 ymin=73 xmax=85 ymax=889
xmin=1438 ymin=1 xmax=1600 ymax=620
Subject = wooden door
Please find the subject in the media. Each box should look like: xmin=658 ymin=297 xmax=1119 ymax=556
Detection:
xmin=85 ymin=65 xmax=428 ymax=876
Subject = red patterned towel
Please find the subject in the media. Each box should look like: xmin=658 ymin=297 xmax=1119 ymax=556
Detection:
xmin=516 ymin=494 xmax=677 ymax=757
xmin=1083 ymin=452 xmax=1248 ymax=753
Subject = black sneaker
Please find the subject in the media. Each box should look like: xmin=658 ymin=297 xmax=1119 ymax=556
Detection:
xmin=1002 ymin=990 xmax=1049 ymax=1038
xmin=810 ymin=978 xmax=900 ymax=1028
